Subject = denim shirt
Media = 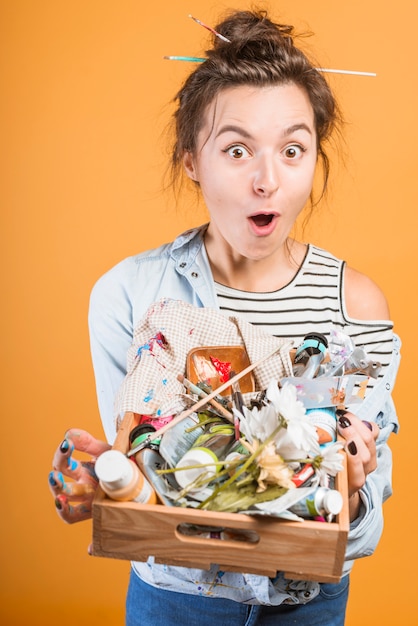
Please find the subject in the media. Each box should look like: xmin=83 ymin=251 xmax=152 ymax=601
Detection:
xmin=89 ymin=225 xmax=400 ymax=605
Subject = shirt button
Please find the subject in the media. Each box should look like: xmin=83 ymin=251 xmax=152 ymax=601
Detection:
xmin=179 ymin=262 xmax=186 ymax=268
xmin=191 ymin=272 xmax=198 ymax=278
xmin=386 ymin=383 xmax=391 ymax=391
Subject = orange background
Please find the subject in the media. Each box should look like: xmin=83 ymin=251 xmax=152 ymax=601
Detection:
xmin=1 ymin=1 xmax=416 ymax=624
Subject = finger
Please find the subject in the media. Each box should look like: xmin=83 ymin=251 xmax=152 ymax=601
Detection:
xmin=53 ymin=426 xmax=110 ymax=465
xmin=52 ymin=437 xmax=74 ymax=472
xmin=336 ymin=411 xmax=377 ymax=448
xmin=52 ymin=438 xmax=85 ymax=481
xmin=52 ymin=430 xmax=110 ymax=481
xmin=48 ymin=470 xmax=64 ymax=498
xmin=336 ymin=410 xmax=377 ymax=493
xmin=80 ymin=460 xmax=100 ymax=485
xmin=54 ymin=494 xmax=93 ymax=524
xmin=337 ymin=413 xmax=375 ymax=465
xmin=344 ymin=439 xmax=368 ymax=494
xmin=48 ymin=471 xmax=96 ymax=499
xmin=360 ymin=420 xmax=380 ymax=440
xmin=65 ymin=429 xmax=111 ymax=457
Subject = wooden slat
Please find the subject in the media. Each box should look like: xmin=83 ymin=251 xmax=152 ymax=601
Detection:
xmin=92 ymin=412 xmax=348 ymax=582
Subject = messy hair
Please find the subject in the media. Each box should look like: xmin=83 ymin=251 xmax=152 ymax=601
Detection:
xmin=169 ymin=9 xmax=342 ymax=202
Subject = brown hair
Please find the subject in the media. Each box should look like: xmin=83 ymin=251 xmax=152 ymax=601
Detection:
xmin=169 ymin=9 xmax=342 ymax=201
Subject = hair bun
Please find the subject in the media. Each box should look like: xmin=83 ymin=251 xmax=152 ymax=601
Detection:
xmin=211 ymin=10 xmax=295 ymax=54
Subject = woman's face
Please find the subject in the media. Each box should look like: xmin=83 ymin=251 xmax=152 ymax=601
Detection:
xmin=183 ymin=83 xmax=317 ymax=264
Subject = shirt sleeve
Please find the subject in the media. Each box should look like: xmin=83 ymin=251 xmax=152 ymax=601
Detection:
xmin=88 ymin=258 xmax=136 ymax=444
xmin=344 ymin=334 xmax=401 ymax=562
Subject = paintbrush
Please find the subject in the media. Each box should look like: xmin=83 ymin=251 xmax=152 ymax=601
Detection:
xmin=229 ymin=370 xmax=244 ymax=440
xmin=177 ymin=374 xmax=233 ymax=421
xmin=127 ymin=345 xmax=280 ymax=458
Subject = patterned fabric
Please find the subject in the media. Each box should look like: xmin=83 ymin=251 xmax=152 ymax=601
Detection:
xmin=114 ymin=298 xmax=293 ymax=424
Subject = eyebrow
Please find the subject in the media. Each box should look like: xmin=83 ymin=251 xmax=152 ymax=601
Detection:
xmin=283 ymin=123 xmax=313 ymax=136
xmin=215 ymin=122 xmax=313 ymax=140
xmin=215 ymin=125 xmax=253 ymax=139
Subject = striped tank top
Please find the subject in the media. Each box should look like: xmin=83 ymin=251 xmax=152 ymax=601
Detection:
xmin=215 ymin=244 xmax=394 ymax=391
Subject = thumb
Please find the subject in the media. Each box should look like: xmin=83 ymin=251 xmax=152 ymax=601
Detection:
xmin=65 ymin=429 xmax=111 ymax=458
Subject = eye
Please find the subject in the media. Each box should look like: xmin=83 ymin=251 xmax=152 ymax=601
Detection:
xmin=224 ymin=144 xmax=251 ymax=159
xmin=283 ymin=144 xmax=305 ymax=159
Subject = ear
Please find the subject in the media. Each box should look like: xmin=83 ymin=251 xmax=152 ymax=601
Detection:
xmin=183 ymin=151 xmax=199 ymax=182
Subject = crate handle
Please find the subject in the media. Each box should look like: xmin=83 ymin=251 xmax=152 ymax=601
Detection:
xmin=176 ymin=523 xmax=260 ymax=549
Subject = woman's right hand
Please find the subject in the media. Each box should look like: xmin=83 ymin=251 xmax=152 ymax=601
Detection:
xmin=48 ymin=428 xmax=111 ymax=523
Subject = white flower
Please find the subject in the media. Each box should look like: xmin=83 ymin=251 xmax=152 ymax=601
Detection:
xmin=266 ymin=380 xmax=306 ymax=422
xmin=310 ymin=441 xmax=344 ymax=486
xmin=236 ymin=403 xmax=279 ymax=444
xmin=266 ymin=381 xmax=318 ymax=455
xmin=274 ymin=429 xmax=315 ymax=462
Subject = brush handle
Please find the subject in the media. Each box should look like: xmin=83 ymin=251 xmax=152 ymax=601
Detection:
xmin=127 ymin=346 xmax=280 ymax=458
xmin=177 ymin=375 xmax=233 ymax=422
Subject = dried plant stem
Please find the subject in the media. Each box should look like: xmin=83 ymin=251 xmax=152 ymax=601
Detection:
xmin=197 ymin=421 xmax=285 ymax=509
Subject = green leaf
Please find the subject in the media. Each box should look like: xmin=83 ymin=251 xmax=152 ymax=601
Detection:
xmin=202 ymin=481 xmax=287 ymax=513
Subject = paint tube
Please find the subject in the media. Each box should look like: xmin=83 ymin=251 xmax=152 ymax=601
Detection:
xmin=291 ymin=463 xmax=316 ymax=488
xmin=289 ymin=487 xmax=343 ymax=520
xmin=293 ymin=332 xmax=328 ymax=377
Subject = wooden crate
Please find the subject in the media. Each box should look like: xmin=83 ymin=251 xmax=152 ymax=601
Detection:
xmin=92 ymin=412 xmax=349 ymax=583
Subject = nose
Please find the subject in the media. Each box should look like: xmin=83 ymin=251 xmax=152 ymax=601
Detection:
xmin=253 ymin=155 xmax=280 ymax=196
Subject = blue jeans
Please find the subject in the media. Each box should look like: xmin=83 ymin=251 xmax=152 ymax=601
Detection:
xmin=126 ymin=569 xmax=349 ymax=625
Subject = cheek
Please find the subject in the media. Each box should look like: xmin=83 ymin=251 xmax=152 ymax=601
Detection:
xmin=199 ymin=165 xmax=231 ymax=201
xmin=289 ymin=164 xmax=316 ymax=198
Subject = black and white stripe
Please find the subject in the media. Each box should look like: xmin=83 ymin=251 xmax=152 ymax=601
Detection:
xmin=215 ymin=245 xmax=394 ymax=389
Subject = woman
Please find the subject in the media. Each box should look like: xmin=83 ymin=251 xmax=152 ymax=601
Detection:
xmin=49 ymin=9 xmax=400 ymax=625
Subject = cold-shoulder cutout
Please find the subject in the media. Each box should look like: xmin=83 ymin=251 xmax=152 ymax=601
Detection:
xmin=343 ymin=266 xmax=390 ymax=322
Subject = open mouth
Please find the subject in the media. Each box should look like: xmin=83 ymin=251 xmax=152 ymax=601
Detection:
xmin=250 ymin=214 xmax=275 ymax=227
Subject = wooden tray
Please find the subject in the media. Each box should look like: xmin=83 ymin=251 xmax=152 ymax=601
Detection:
xmin=92 ymin=412 xmax=349 ymax=583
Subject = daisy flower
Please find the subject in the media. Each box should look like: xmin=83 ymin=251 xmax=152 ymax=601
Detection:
xmin=310 ymin=441 xmax=345 ymax=486
xmin=265 ymin=380 xmax=306 ymax=422
xmin=236 ymin=402 xmax=279 ymax=444
xmin=265 ymin=381 xmax=319 ymax=455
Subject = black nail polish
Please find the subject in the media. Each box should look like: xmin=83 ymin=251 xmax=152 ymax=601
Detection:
xmin=60 ymin=439 xmax=69 ymax=453
xmin=348 ymin=441 xmax=357 ymax=455
xmin=338 ymin=415 xmax=351 ymax=428
xmin=362 ymin=420 xmax=373 ymax=431
xmin=55 ymin=497 xmax=63 ymax=510
xmin=336 ymin=408 xmax=347 ymax=417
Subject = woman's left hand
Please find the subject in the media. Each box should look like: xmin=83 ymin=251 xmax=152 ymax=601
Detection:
xmin=336 ymin=409 xmax=380 ymax=521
